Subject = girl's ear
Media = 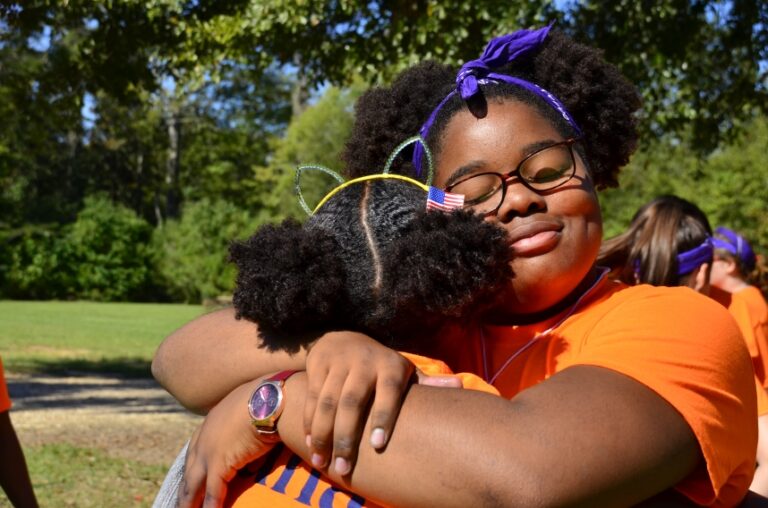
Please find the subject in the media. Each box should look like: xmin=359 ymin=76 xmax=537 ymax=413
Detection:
xmin=723 ymin=257 xmax=739 ymax=277
xmin=689 ymin=263 xmax=711 ymax=295
xmin=228 ymin=220 xmax=349 ymax=353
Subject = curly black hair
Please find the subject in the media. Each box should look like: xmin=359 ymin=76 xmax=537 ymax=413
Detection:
xmin=229 ymin=179 xmax=511 ymax=354
xmin=342 ymin=30 xmax=641 ymax=189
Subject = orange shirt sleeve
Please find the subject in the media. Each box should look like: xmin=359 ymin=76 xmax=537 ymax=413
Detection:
xmin=736 ymin=287 xmax=768 ymax=388
xmin=576 ymin=287 xmax=756 ymax=507
xmin=0 ymin=357 xmax=11 ymax=413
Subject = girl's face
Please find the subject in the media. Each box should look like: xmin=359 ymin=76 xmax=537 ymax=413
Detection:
xmin=709 ymin=257 xmax=732 ymax=289
xmin=433 ymin=100 xmax=603 ymax=317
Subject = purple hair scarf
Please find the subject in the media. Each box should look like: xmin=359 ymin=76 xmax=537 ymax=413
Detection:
xmin=677 ymin=238 xmax=714 ymax=276
xmin=712 ymin=226 xmax=756 ymax=270
xmin=412 ymin=24 xmax=582 ymax=175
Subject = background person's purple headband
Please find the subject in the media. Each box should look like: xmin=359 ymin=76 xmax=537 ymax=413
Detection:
xmin=712 ymin=226 xmax=756 ymax=271
xmin=631 ymin=237 xmax=714 ymax=279
xmin=677 ymin=237 xmax=714 ymax=276
xmin=412 ymin=24 xmax=582 ymax=175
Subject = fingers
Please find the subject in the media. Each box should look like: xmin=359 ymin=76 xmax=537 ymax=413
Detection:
xmin=416 ymin=370 xmax=463 ymax=388
xmin=306 ymin=355 xmax=414 ymax=477
xmin=178 ymin=463 xmax=228 ymax=508
xmin=368 ymin=356 xmax=415 ymax=450
xmin=309 ymin=369 xmax=364 ymax=475
xmin=326 ymin=373 xmax=376 ymax=476
xmin=303 ymin=333 xmax=418 ymax=478
xmin=201 ymin=475 xmax=228 ymax=508
xmin=303 ymin=361 xmax=329 ymax=459
xmin=177 ymin=452 xmax=205 ymax=508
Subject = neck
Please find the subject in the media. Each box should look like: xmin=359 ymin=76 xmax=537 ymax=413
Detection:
xmin=716 ymin=276 xmax=750 ymax=293
xmin=486 ymin=266 xmax=603 ymax=327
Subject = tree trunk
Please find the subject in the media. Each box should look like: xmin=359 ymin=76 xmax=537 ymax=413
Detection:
xmin=165 ymin=110 xmax=181 ymax=219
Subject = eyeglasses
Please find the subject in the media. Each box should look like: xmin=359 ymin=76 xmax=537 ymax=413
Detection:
xmin=444 ymin=138 xmax=581 ymax=216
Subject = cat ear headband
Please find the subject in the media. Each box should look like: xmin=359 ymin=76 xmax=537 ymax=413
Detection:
xmin=295 ymin=136 xmax=465 ymax=215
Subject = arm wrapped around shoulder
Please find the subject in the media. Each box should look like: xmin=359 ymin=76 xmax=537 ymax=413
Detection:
xmin=228 ymin=219 xmax=350 ymax=353
xmin=381 ymin=210 xmax=511 ymax=326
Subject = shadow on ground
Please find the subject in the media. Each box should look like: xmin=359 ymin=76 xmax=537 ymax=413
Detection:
xmin=7 ymin=376 xmax=186 ymax=414
xmin=8 ymin=356 xmax=153 ymax=378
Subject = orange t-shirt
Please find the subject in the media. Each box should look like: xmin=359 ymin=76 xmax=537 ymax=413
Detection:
xmin=444 ymin=277 xmax=756 ymax=508
xmin=734 ymin=286 xmax=768 ymax=388
xmin=756 ymin=377 xmax=768 ymax=416
xmin=0 ymin=356 xmax=11 ymax=413
xmin=226 ymin=354 xmax=499 ymax=507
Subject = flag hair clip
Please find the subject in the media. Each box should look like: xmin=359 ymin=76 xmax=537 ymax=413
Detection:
xmin=295 ymin=136 xmax=464 ymax=216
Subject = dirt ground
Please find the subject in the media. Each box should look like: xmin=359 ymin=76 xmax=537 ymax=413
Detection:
xmin=5 ymin=371 xmax=202 ymax=467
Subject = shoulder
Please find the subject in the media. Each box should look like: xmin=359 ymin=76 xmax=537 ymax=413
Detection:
xmin=572 ymin=283 xmax=742 ymax=347
xmin=564 ymin=284 xmax=756 ymax=506
xmin=736 ymin=286 xmax=768 ymax=316
xmin=580 ymin=284 xmax=747 ymax=372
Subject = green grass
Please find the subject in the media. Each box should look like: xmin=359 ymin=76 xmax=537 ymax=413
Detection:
xmin=0 ymin=300 xmax=206 ymax=377
xmin=7 ymin=443 xmax=168 ymax=508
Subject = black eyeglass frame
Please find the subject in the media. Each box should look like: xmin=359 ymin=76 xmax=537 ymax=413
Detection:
xmin=444 ymin=137 xmax=582 ymax=217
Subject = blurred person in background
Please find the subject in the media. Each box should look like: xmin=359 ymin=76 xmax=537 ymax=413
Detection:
xmin=599 ymin=195 xmax=768 ymax=498
xmin=710 ymin=226 xmax=768 ymax=495
xmin=0 ymin=356 xmax=38 ymax=508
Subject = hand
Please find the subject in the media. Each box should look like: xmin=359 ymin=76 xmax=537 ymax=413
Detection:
xmin=177 ymin=377 xmax=279 ymax=508
xmin=302 ymin=332 xmax=462 ymax=478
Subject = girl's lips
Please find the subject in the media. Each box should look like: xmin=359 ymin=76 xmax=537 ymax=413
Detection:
xmin=510 ymin=230 xmax=560 ymax=256
xmin=506 ymin=220 xmax=563 ymax=256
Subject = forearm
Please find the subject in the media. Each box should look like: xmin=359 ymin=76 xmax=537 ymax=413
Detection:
xmin=0 ymin=412 xmax=38 ymax=508
xmin=277 ymin=367 xmax=699 ymax=507
xmin=152 ymin=308 xmax=305 ymax=414
xmin=279 ymin=372 xmax=531 ymax=507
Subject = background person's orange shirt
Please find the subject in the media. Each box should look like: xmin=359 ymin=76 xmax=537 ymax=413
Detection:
xmin=447 ymin=278 xmax=757 ymax=508
xmin=226 ymin=354 xmax=499 ymax=508
xmin=734 ymin=286 xmax=768 ymax=388
xmin=0 ymin=356 xmax=11 ymax=413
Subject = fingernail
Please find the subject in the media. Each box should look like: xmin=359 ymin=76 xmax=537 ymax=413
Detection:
xmin=306 ymin=434 xmax=312 ymax=448
xmin=335 ymin=457 xmax=350 ymax=475
xmin=311 ymin=453 xmax=325 ymax=468
xmin=370 ymin=427 xmax=386 ymax=448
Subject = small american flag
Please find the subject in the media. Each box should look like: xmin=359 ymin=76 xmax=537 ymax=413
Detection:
xmin=426 ymin=186 xmax=465 ymax=212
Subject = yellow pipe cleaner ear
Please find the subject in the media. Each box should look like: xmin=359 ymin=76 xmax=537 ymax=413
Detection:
xmin=295 ymin=136 xmax=436 ymax=216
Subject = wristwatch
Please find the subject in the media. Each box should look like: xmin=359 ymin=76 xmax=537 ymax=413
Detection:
xmin=248 ymin=370 xmax=299 ymax=438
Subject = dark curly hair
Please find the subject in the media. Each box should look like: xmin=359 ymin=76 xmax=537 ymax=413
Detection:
xmin=229 ymin=179 xmax=512 ymax=354
xmin=342 ymin=30 xmax=641 ymax=189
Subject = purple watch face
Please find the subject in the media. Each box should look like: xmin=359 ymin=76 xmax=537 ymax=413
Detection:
xmin=249 ymin=383 xmax=280 ymax=420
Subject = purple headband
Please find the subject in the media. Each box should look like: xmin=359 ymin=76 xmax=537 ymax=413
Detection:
xmin=676 ymin=237 xmax=714 ymax=276
xmin=412 ymin=24 xmax=583 ymax=175
xmin=712 ymin=226 xmax=756 ymax=270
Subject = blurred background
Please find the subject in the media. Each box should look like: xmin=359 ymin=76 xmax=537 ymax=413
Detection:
xmin=0 ymin=0 xmax=766 ymax=305
xmin=0 ymin=1 xmax=766 ymax=506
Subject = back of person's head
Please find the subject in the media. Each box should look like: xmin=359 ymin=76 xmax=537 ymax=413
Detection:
xmin=342 ymin=28 xmax=641 ymax=189
xmin=712 ymin=226 xmax=758 ymax=280
xmin=229 ymin=178 xmax=512 ymax=354
xmin=599 ymin=195 xmax=713 ymax=288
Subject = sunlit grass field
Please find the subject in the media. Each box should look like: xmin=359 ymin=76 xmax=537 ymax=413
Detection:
xmin=0 ymin=300 xmax=205 ymax=376
xmin=0 ymin=300 xmax=207 ymax=507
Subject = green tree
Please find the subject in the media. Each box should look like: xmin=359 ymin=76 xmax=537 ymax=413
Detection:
xmin=4 ymin=1 xmax=764 ymax=151
xmin=600 ymin=115 xmax=768 ymax=258
xmin=66 ymin=195 xmax=157 ymax=301
xmin=262 ymin=83 xmax=365 ymax=220
xmin=153 ymin=198 xmax=259 ymax=302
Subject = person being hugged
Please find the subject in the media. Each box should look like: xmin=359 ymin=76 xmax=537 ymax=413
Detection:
xmin=155 ymin=25 xmax=758 ymax=507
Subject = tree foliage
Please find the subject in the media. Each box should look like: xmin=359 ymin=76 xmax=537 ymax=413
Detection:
xmin=1 ymin=1 xmax=766 ymax=302
xmin=153 ymin=198 xmax=259 ymax=302
xmin=601 ymin=116 xmax=768 ymax=257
